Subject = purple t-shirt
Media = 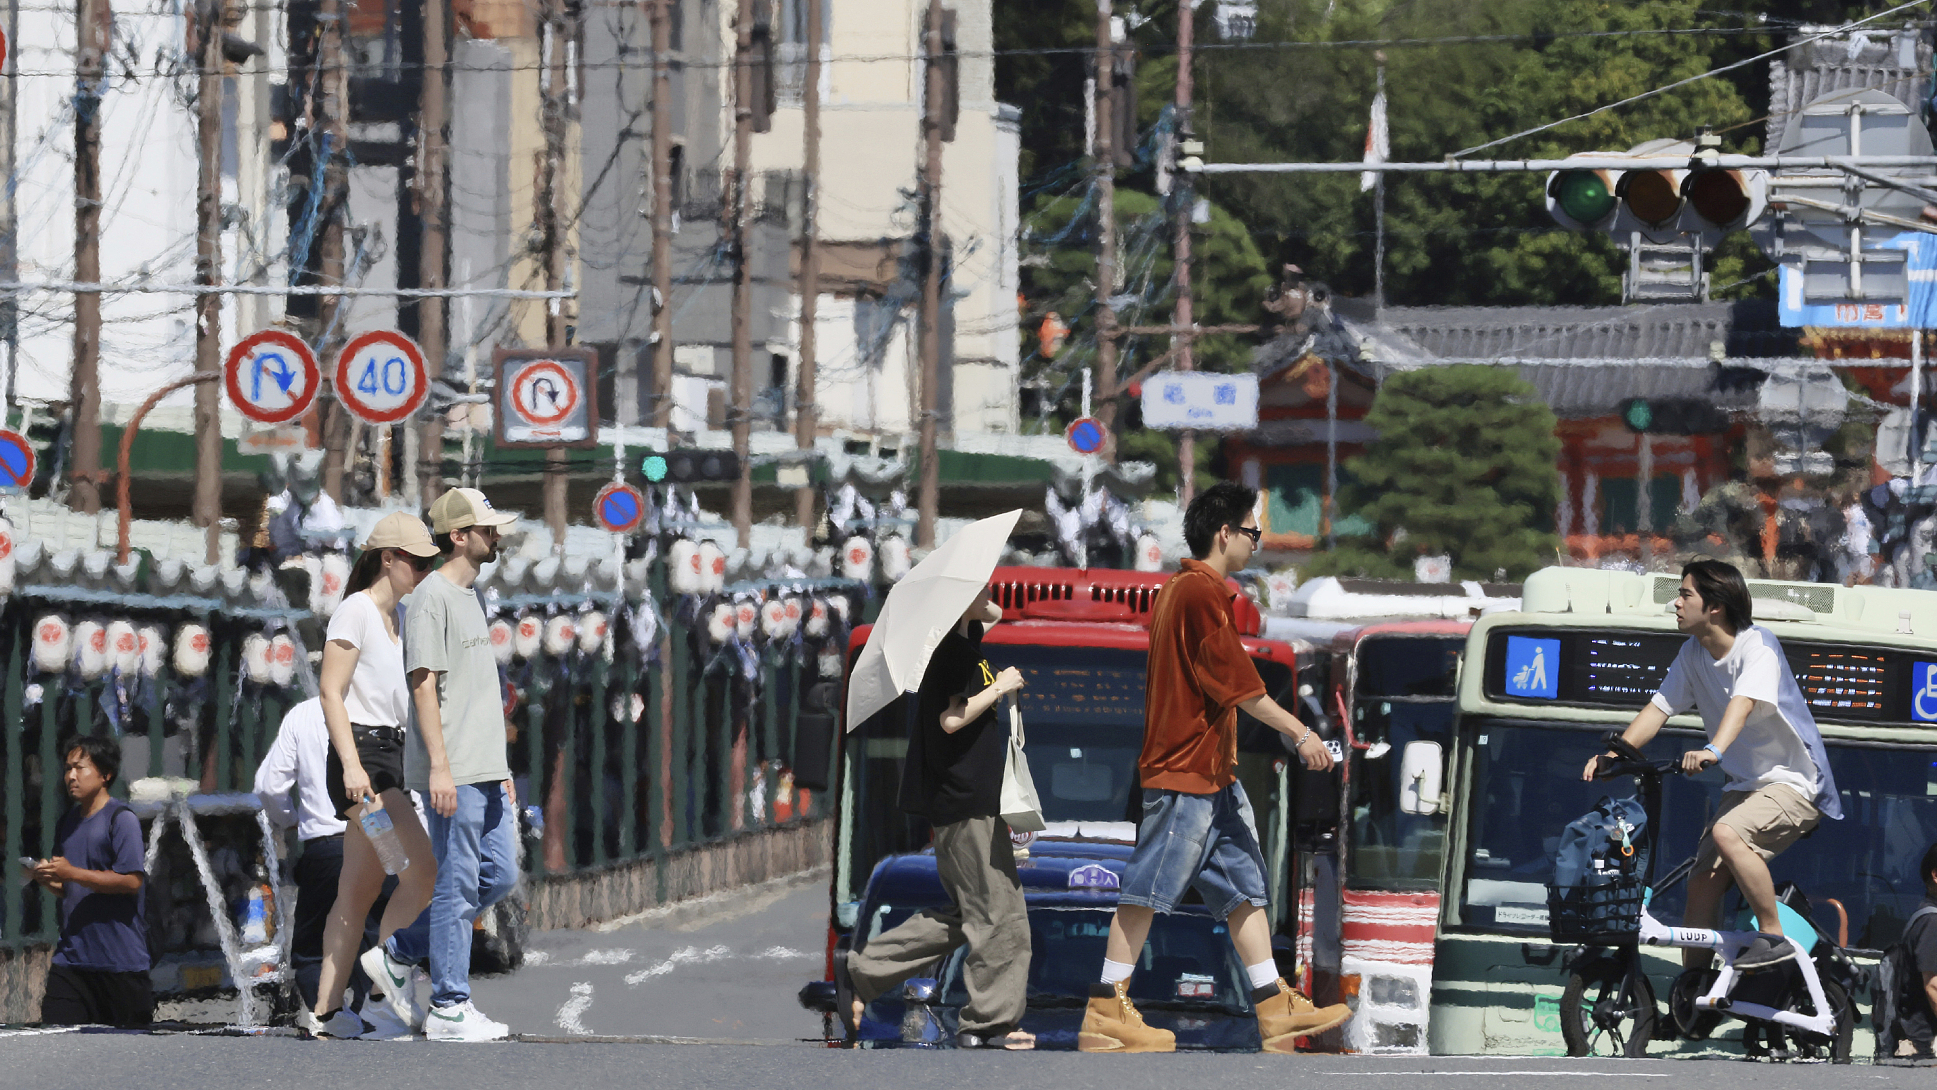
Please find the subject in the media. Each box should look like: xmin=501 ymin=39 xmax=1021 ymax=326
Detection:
xmin=51 ymin=799 xmax=149 ymax=973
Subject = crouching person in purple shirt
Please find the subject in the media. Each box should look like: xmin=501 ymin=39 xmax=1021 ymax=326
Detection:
xmin=32 ymin=735 xmax=151 ymax=1026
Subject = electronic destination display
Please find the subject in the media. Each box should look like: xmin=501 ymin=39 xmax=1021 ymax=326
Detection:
xmin=1483 ymin=627 xmax=1927 ymax=725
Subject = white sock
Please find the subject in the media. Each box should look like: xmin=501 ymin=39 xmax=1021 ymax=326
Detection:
xmin=1247 ymin=960 xmax=1280 ymax=992
xmin=1100 ymin=958 xmax=1134 ymax=985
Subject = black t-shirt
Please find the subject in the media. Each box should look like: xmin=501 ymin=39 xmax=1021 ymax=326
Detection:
xmin=1901 ymin=898 xmax=1937 ymax=1045
xmin=897 ymin=621 xmax=1004 ymax=826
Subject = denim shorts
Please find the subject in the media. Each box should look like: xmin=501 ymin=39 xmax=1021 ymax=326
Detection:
xmin=1118 ymin=781 xmax=1271 ymax=920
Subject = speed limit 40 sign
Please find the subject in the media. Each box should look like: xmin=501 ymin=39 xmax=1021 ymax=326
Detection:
xmin=335 ymin=331 xmax=429 ymax=424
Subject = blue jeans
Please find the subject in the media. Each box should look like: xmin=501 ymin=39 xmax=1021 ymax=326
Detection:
xmin=389 ymin=782 xmax=518 ymax=1008
xmin=1118 ymin=781 xmax=1270 ymax=919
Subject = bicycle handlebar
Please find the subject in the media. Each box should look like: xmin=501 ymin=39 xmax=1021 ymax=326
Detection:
xmin=1590 ymin=731 xmax=1685 ymax=781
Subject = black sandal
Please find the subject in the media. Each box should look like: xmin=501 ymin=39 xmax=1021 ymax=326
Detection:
xmin=833 ymin=949 xmax=860 ymax=1042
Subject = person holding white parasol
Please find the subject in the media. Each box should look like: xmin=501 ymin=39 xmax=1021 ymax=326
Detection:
xmin=837 ymin=510 xmax=1037 ymax=1050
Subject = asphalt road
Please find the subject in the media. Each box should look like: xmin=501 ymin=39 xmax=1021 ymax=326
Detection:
xmin=8 ymin=870 xmax=1932 ymax=1086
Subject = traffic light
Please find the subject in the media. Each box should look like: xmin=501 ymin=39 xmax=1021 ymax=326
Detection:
xmin=648 ymin=449 xmax=742 ymax=483
xmin=1547 ymin=167 xmax=1617 ymax=231
xmin=1619 ymin=398 xmax=1731 ymax=435
xmin=1545 ymin=140 xmax=1766 ymax=242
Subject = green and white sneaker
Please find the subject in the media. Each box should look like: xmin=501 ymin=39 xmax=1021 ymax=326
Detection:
xmin=424 ymin=1000 xmax=509 ymax=1042
xmin=298 ymin=1007 xmax=365 ymax=1040
xmin=359 ymin=943 xmax=425 ymax=1030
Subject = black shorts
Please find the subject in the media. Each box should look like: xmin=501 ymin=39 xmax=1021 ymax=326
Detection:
xmin=324 ymin=724 xmax=408 ymax=819
xmin=41 ymin=964 xmax=152 ymax=1027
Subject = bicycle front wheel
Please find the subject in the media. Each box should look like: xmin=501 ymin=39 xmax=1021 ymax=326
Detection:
xmin=1561 ymin=965 xmax=1656 ymax=1058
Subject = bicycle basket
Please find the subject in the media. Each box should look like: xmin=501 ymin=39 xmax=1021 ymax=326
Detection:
xmin=1545 ymin=874 xmax=1645 ymax=944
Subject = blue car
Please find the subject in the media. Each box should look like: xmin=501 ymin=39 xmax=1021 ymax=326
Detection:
xmin=825 ymin=836 xmax=1263 ymax=1051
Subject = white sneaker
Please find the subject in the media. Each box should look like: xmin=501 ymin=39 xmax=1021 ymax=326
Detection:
xmin=360 ymin=1004 xmax=417 ymax=1041
xmin=359 ymin=943 xmax=426 ymax=1031
xmin=423 ymin=1000 xmax=510 ymax=1042
xmin=298 ymin=1007 xmax=365 ymax=1039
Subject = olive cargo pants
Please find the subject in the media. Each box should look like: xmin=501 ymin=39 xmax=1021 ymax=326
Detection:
xmin=847 ymin=815 xmax=1032 ymax=1035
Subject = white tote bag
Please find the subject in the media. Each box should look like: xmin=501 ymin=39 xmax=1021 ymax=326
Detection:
xmin=999 ymin=695 xmax=1046 ymax=833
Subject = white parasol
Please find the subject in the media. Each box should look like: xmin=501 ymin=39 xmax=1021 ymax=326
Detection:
xmin=844 ymin=509 xmax=1023 ymax=732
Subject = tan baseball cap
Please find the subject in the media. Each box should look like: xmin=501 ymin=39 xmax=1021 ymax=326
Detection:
xmin=428 ymin=487 xmax=518 ymax=534
xmin=361 ymin=511 xmax=439 ymax=557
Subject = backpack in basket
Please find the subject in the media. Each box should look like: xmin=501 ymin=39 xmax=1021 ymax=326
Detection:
xmin=1546 ymin=795 xmax=1649 ymax=944
xmin=1874 ymin=904 xmax=1937 ymax=1060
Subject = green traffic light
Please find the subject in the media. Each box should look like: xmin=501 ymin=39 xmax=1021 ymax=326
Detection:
xmin=1554 ymin=170 xmax=1616 ymax=225
xmin=642 ymin=454 xmax=668 ymax=482
xmin=1622 ymin=399 xmax=1653 ymax=432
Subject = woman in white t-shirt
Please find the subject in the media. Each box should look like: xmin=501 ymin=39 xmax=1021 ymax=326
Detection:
xmin=304 ymin=512 xmax=441 ymax=1040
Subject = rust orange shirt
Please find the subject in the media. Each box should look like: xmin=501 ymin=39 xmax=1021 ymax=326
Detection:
xmin=1138 ymin=559 xmax=1269 ymax=794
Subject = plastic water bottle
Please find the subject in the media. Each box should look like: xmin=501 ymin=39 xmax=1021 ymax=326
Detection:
xmin=360 ymin=798 xmax=410 ymax=875
xmin=240 ymin=885 xmax=269 ymax=944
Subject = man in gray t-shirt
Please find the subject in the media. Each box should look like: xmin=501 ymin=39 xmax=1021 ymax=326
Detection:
xmin=381 ymin=488 xmax=519 ymax=1042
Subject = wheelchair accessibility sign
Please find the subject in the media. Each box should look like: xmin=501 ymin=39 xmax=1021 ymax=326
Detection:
xmin=1505 ymin=635 xmax=1559 ymax=700
xmin=1915 ymin=661 xmax=1937 ymax=723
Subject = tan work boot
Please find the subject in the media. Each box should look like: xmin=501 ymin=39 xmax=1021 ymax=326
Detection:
xmin=1077 ymin=980 xmax=1176 ymax=1053
xmin=1254 ymin=978 xmax=1351 ymax=1053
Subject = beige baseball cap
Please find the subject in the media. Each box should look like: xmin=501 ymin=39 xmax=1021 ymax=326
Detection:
xmin=361 ymin=511 xmax=439 ymax=557
xmin=428 ymin=487 xmax=518 ymax=534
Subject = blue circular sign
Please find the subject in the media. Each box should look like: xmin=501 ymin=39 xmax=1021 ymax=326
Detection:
xmin=1066 ymin=417 xmax=1106 ymax=455
xmin=0 ymin=429 xmax=32 ymax=489
xmin=594 ymin=482 xmax=647 ymax=534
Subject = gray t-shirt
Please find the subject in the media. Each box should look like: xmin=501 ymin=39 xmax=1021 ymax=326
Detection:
xmin=403 ymin=570 xmax=510 ymax=789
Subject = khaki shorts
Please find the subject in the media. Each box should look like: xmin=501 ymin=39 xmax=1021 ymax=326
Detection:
xmin=1693 ymin=784 xmax=1820 ymax=875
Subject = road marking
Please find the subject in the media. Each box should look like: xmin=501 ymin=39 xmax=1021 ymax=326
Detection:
xmin=1331 ymin=1074 xmax=1671 ymax=1078
xmin=622 ymin=944 xmax=813 ymax=986
xmin=555 ymin=982 xmax=595 ymax=1035
xmin=0 ymin=1027 xmax=80 ymax=1038
xmin=524 ymin=948 xmax=637 ymax=968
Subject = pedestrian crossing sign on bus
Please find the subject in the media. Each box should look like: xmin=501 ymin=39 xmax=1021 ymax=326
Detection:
xmin=1505 ymin=635 xmax=1559 ymax=700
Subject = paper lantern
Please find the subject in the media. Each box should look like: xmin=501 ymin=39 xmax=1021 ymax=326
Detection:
xmin=32 ymin=614 xmax=71 ymax=674
xmin=734 ymin=599 xmax=758 ymax=641
xmin=840 ymin=537 xmax=873 ymax=582
xmin=318 ymin=552 xmax=350 ymax=615
xmin=242 ymin=634 xmax=272 ymax=684
xmin=0 ymin=517 xmax=18 ymax=596
xmin=578 ymin=611 xmax=608 ymax=655
xmin=513 ymin=614 xmax=542 ymax=660
xmin=879 ymin=535 xmax=911 ymax=582
xmin=698 ymin=540 xmax=727 ymax=594
xmin=489 ymin=618 xmax=515 ymax=665
xmin=106 ymin=620 xmax=139 ymax=676
xmin=173 ymin=624 xmax=212 ymax=678
xmin=669 ymin=539 xmax=704 ymax=596
xmin=706 ymin=602 xmax=735 ymax=644
xmin=804 ymin=598 xmax=830 ymax=638
xmin=75 ymin=621 xmax=108 ymax=680
xmin=760 ymin=599 xmax=795 ymax=641
xmin=542 ymin=614 xmax=578 ymax=658
xmin=269 ymin=634 xmax=298 ymax=687
xmin=137 ymin=625 xmax=166 ymax=678
xmin=1135 ymin=534 xmax=1165 ymax=573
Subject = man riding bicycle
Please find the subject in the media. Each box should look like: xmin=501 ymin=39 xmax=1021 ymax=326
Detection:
xmin=1581 ymin=559 xmax=1842 ymax=973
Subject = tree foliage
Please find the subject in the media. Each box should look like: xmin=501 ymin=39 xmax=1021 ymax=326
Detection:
xmin=1307 ymin=365 xmax=1562 ymax=580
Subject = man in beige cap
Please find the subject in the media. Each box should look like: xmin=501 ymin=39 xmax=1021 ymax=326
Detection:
xmin=385 ymin=487 xmax=521 ymax=1041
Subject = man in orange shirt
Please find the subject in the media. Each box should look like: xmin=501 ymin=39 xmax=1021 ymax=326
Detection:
xmin=1079 ymin=481 xmax=1349 ymax=1054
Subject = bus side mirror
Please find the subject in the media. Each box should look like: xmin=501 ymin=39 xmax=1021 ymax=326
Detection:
xmin=1399 ymin=740 xmax=1444 ymax=816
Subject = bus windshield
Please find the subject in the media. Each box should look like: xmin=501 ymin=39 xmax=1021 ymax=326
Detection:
xmin=1349 ymin=635 xmax=1464 ymax=890
xmin=1456 ymin=720 xmax=1937 ymax=950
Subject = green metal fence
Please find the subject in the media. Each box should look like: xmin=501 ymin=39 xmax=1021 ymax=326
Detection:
xmin=0 ymin=550 xmax=862 ymax=956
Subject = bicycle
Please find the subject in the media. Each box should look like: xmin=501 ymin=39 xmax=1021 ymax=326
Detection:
xmin=1548 ymin=732 xmax=1856 ymax=1062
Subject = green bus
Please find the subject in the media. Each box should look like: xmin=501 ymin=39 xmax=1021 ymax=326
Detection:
xmin=1422 ymin=566 xmax=1937 ymax=1057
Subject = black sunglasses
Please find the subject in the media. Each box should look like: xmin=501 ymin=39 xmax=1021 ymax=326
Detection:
xmin=1232 ymin=525 xmax=1262 ymax=546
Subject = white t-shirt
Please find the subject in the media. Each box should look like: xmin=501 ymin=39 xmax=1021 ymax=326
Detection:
xmin=326 ymin=591 xmax=409 ymax=728
xmin=1649 ymin=625 xmax=1842 ymax=820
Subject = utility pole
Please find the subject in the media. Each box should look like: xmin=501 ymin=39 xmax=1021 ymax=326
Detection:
xmin=415 ymin=0 xmax=450 ymax=507
xmin=914 ymin=0 xmax=944 ymax=548
xmin=793 ymin=0 xmax=823 ymax=529
xmin=193 ymin=0 xmax=226 ymax=563
xmin=649 ymin=0 xmax=675 ymax=433
xmin=539 ymin=0 xmax=573 ymax=553
xmin=67 ymin=0 xmax=108 ymax=513
xmin=316 ymin=0 xmax=351 ymax=502
xmin=728 ymin=0 xmax=755 ymax=548
xmin=1091 ymin=0 xmax=1118 ymax=463
xmin=1171 ymin=0 xmax=1195 ymax=507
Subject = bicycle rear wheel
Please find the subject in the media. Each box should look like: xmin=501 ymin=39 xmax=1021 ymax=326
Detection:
xmin=1561 ymin=965 xmax=1656 ymax=1058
